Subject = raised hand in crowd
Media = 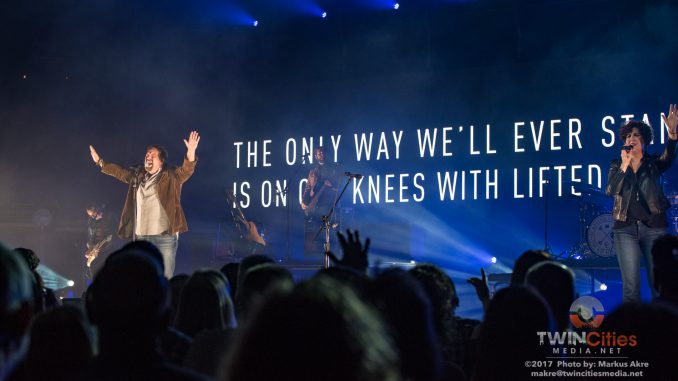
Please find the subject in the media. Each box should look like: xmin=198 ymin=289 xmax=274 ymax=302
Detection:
xmin=327 ymin=229 xmax=370 ymax=273
xmin=467 ymin=268 xmax=490 ymax=312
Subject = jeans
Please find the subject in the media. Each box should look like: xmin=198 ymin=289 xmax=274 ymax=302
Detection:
xmin=136 ymin=234 xmax=179 ymax=279
xmin=613 ymin=222 xmax=665 ymax=303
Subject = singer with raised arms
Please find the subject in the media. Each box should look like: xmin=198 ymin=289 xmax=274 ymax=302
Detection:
xmin=606 ymin=105 xmax=677 ymax=303
xmin=89 ymin=131 xmax=200 ymax=278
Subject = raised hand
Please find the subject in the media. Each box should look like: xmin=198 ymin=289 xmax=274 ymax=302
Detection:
xmin=327 ymin=229 xmax=370 ymax=273
xmin=467 ymin=268 xmax=491 ymax=311
xmin=662 ymin=104 xmax=678 ymax=140
xmin=184 ymin=131 xmax=201 ymax=161
xmin=89 ymin=145 xmax=101 ymax=164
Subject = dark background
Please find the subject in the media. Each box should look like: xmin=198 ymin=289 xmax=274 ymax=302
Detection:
xmin=2 ymin=0 xmax=677 ymax=315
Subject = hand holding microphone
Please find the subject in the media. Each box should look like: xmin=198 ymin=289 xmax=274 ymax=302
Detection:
xmin=620 ymin=144 xmax=635 ymax=172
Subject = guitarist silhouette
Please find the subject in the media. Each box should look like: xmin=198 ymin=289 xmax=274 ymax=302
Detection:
xmin=226 ymin=192 xmax=267 ymax=257
xmin=85 ymin=204 xmax=114 ymax=280
xmin=300 ymin=147 xmax=339 ymax=259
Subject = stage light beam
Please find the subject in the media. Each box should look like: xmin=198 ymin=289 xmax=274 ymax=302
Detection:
xmin=321 ymin=11 xmax=327 ymax=18
xmin=36 ymin=265 xmax=73 ymax=290
xmin=394 ymin=3 xmax=400 ymax=10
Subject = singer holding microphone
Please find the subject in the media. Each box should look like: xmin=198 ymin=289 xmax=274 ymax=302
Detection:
xmin=606 ymin=105 xmax=677 ymax=303
xmin=88 ymin=131 xmax=200 ymax=278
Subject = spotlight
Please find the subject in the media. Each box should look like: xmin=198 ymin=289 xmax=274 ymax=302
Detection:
xmin=253 ymin=20 xmax=259 ymax=27
xmin=394 ymin=3 xmax=399 ymax=10
xmin=409 ymin=260 xmax=416 ymax=264
xmin=599 ymin=283 xmax=607 ymax=291
xmin=36 ymin=265 xmax=72 ymax=290
xmin=491 ymin=257 xmax=497 ymax=264
xmin=321 ymin=11 xmax=327 ymax=18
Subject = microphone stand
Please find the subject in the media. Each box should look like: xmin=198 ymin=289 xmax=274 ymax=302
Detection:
xmin=131 ymin=166 xmax=141 ymax=242
xmin=543 ymin=177 xmax=551 ymax=253
xmin=316 ymin=174 xmax=354 ymax=269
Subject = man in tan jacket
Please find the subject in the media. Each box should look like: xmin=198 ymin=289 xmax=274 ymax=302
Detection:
xmin=89 ymin=131 xmax=200 ymax=278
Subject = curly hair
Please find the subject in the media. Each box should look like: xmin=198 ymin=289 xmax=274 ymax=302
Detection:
xmin=619 ymin=120 xmax=653 ymax=147
xmin=408 ymin=264 xmax=458 ymax=366
xmin=13 ymin=248 xmax=40 ymax=271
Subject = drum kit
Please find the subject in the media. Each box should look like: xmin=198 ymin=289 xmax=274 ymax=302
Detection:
xmin=564 ymin=180 xmax=678 ymax=261
xmin=663 ymin=172 xmax=678 ymax=235
xmin=670 ymin=193 xmax=678 ymax=234
xmin=563 ymin=184 xmax=615 ymax=260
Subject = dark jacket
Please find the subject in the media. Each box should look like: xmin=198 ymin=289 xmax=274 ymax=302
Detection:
xmin=606 ymin=139 xmax=677 ymax=222
xmin=101 ymin=157 xmax=197 ymax=239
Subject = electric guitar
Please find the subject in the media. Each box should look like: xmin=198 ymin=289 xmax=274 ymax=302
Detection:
xmin=227 ymin=192 xmax=266 ymax=246
xmin=85 ymin=235 xmax=112 ymax=268
xmin=304 ymin=183 xmax=331 ymax=218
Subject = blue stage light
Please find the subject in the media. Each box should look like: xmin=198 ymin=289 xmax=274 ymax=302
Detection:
xmin=253 ymin=20 xmax=259 ymax=27
xmin=208 ymin=3 xmax=258 ymax=27
xmin=360 ymin=0 xmax=402 ymax=11
xmin=36 ymin=265 xmax=74 ymax=290
xmin=321 ymin=11 xmax=327 ymax=18
xmin=491 ymin=256 xmax=497 ymax=264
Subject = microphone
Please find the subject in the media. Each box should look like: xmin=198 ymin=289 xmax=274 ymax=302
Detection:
xmin=130 ymin=165 xmax=144 ymax=188
xmin=621 ymin=145 xmax=634 ymax=152
xmin=344 ymin=172 xmax=363 ymax=179
xmin=131 ymin=165 xmax=145 ymax=175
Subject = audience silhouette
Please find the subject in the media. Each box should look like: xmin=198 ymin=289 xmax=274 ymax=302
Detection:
xmin=234 ymin=262 xmax=293 ymax=322
xmin=369 ymin=268 xmax=445 ymax=381
xmin=409 ymin=264 xmax=470 ymax=379
xmin=525 ymin=261 xmax=576 ymax=331
xmin=651 ymin=234 xmax=678 ymax=306
xmin=82 ymin=248 xmax=209 ymax=380
xmin=1 ymin=231 xmax=677 ymax=381
xmin=472 ymin=286 xmax=554 ymax=381
xmin=24 ymin=305 xmax=94 ymax=381
xmin=0 ymin=244 xmax=36 ymax=379
xmin=222 ymin=274 xmax=400 ymax=381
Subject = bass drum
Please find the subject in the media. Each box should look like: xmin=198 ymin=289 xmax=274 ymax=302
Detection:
xmin=668 ymin=193 xmax=678 ymax=234
xmin=587 ymin=214 xmax=616 ymax=258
